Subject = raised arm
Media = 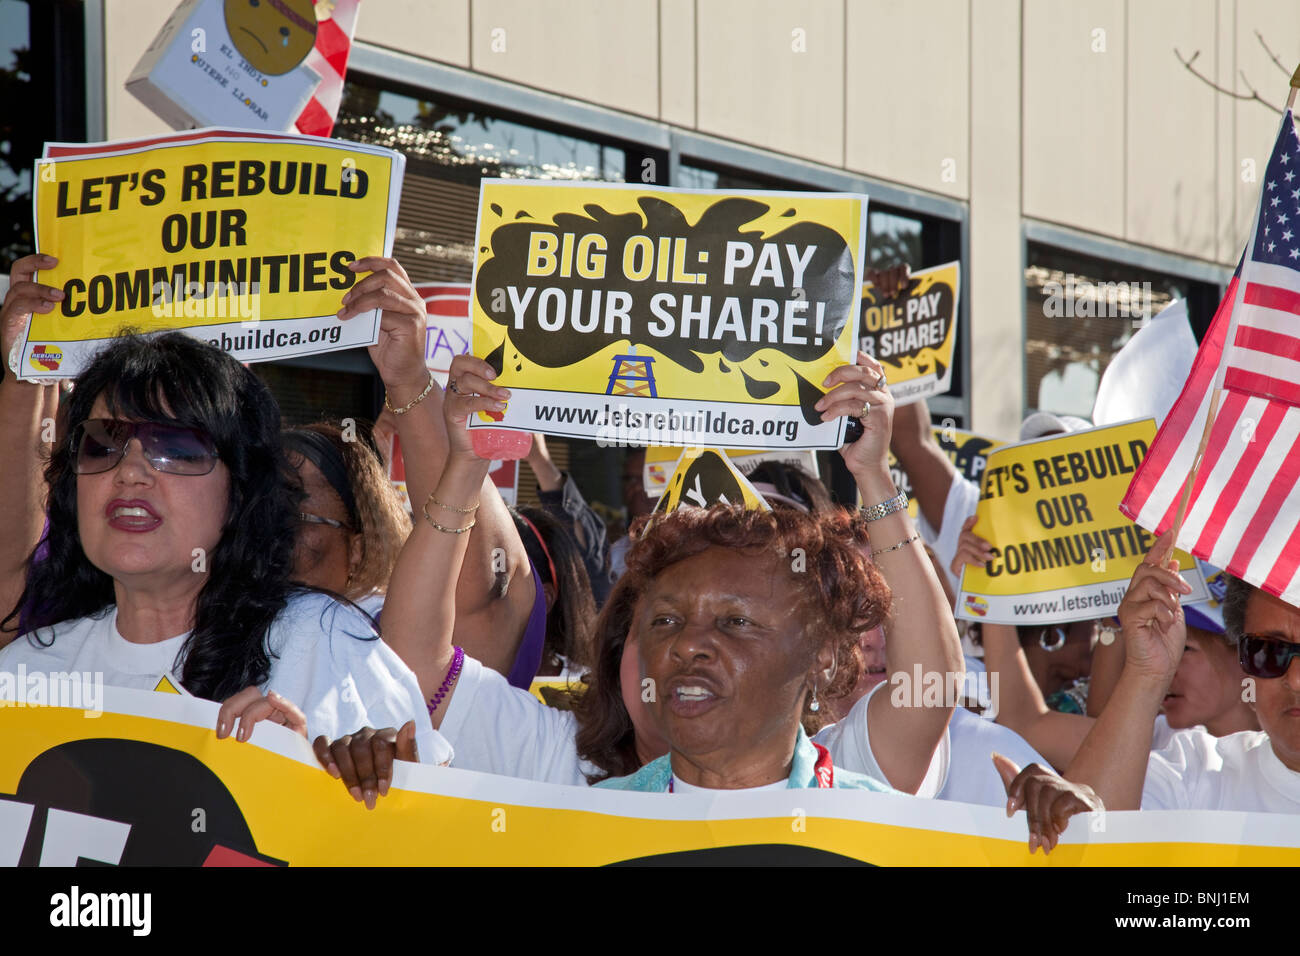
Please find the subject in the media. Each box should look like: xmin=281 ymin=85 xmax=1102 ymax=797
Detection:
xmin=1064 ymin=531 xmax=1192 ymax=809
xmin=822 ymin=350 xmax=963 ymax=793
xmin=339 ymin=257 xmax=534 ymax=675
xmin=378 ymin=352 xmax=503 ymax=727
xmin=887 ymin=396 xmax=958 ymax=533
xmin=0 ymin=255 xmax=62 ymax=640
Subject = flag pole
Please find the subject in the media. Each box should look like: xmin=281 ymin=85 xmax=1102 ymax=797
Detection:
xmin=1291 ymin=62 xmax=1300 ymax=110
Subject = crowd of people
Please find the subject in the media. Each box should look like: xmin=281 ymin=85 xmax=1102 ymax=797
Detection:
xmin=1 ymin=250 xmax=1296 ymax=860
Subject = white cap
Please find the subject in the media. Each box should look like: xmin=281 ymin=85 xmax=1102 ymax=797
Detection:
xmin=1019 ymin=412 xmax=1093 ymax=441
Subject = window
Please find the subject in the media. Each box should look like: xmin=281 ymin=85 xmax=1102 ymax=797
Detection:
xmin=335 ymin=75 xmax=633 ymax=283
xmin=1023 ymin=241 xmax=1221 ymax=419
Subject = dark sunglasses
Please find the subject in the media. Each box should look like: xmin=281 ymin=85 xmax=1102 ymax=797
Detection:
xmin=1238 ymin=634 xmax=1300 ymax=679
xmin=72 ymin=419 xmax=220 ymax=476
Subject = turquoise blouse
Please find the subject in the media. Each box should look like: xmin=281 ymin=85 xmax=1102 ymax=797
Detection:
xmin=596 ymin=726 xmax=897 ymax=793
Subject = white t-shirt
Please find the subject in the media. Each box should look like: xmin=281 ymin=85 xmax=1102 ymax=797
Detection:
xmin=936 ymin=706 xmax=1050 ymax=806
xmin=441 ymin=654 xmax=903 ymax=789
xmin=0 ymin=592 xmax=451 ymax=764
xmin=916 ymin=474 xmax=981 ymax=595
xmin=1140 ymin=728 xmax=1300 ymax=812
xmin=1150 ymin=713 xmax=1207 ymax=752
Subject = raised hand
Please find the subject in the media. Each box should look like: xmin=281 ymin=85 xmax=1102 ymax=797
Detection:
xmin=442 ymin=352 xmax=509 ymax=464
xmin=952 ymin=515 xmax=995 ymax=575
xmin=1117 ymin=529 xmax=1193 ymax=685
xmin=2 ymin=254 xmax=64 ymax=379
xmin=826 ymin=350 xmax=894 ymax=478
xmin=337 ymin=256 xmax=428 ymax=397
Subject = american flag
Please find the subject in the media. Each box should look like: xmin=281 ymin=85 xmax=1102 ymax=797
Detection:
xmin=295 ymin=0 xmax=361 ymax=138
xmin=1121 ymin=110 xmax=1300 ymax=608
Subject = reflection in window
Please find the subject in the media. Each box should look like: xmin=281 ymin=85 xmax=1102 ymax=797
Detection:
xmin=335 ymin=76 xmax=628 ymax=283
xmin=1023 ymin=242 xmax=1211 ymax=419
xmin=337 ymin=79 xmax=625 ymax=183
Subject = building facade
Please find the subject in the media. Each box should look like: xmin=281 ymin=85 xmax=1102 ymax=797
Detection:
xmin=5 ymin=0 xmax=1296 ymax=506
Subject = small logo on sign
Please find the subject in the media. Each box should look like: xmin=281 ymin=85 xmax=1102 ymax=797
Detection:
xmin=963 ymin=594 xmax=988 ymax=617
xmin=29 ymin=344 xmax=63 ymax=372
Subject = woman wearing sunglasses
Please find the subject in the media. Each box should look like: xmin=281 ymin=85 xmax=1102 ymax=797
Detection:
xmin=1030 ymin=530 xmax=1300 ymax=815
xmin=0 ymin=329 xmax=447 ymax=757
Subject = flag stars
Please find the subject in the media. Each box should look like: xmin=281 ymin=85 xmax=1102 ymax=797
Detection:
xmin=1279 ymin=213 xmax=1290 ymax=225
xmin=1292 ymin=188 xmax=1300 ymax=200
xmin=1272 ymin=197 xmax=1281 ymax=207
xmin=1268 ymin=180 xmax=1278 ymax=190
xmin=1291 ymin=248 xmax=1300 ymax=260
xmin=1287 ymin=170 xmax=1297 ymax=183
xmin=1282 ymin=230 xmax=1294 ymax=241
xmin=1268 ymin=242 xmax=1277 ymax=252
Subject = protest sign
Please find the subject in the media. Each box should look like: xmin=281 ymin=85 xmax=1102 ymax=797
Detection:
xmin=860 ymin=260 xmax=960 ymax=405
xmin=24 ymin=130 xmax=403 ymax=378
xmin=885 ymin=425 xmax=1005 ymax=519
xmin=467 ymin=181 xmax=867 ymax=451
xmin=127 ymin=0 xmax=322 ymax=132
xmin=652 ymin=448 xmax=771 ymax=515
xmin=643 ymin=444 xmax=820 ymax=498
xmin=3 ymin=691 xmax=1297 ymax=865
xmin=414 ymin=283 xmax=473 ymax=387
xmin=956 ymin=420 xmax=1208 ymax=624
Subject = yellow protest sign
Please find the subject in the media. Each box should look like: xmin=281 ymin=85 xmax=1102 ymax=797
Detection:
xmin=3 ymin=692 xmax=1297 ymax=865
xmin=468 ymin=181 xmax=867 ymax=451
xmin=643 ymin=444 xmax=820 ymax=497
xmin=652 ymin=448 xmax=771 ymax=515
xmin=956 ymin=420 xmax=1208 ymax=624
xmin=880 ymin=425 xmax=1004 ymax=519
xmin=860 ymin=260 xmax=960 ymax=405
xmin=23 ymin=130 xmax=403 ymax=378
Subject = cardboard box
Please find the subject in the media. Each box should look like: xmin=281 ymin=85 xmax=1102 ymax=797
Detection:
xmin=126 ymin=0 xmax=321 ymax=132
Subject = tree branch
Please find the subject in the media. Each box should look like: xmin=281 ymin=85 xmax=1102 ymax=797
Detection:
xmin=1255 ymin=30 xmax=1294 ymax=79
xmin=1174 ymin=47 xmax=1283 ymax=113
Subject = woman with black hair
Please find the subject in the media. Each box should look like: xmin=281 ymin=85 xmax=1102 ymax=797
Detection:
xmin=0 ymin=320 xmax=446 ymax=758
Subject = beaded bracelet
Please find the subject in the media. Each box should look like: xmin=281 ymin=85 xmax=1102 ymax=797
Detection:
xmin=427 ymin=645 xmax=465 ymax=714
xmin=385 ymin=372 xmax=436 ymax=416
xmin=870 ymin=532 xmax=921 ymax=558
xmin=860 ymin=490 xmax=908 ymax=522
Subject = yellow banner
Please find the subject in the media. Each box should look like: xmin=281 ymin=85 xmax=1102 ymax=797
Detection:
xmin=859 ymin=260 xmax=960 ymax=405
xmin=956 ymin=420 xmax=1208 ymax=624
xmin=24 ymin=130 xmax=403 ymax=378
xmin=2 ymin=692 xmax=1295 ymax=866
xmin=468 ymin=181 xmax=867 ymax=451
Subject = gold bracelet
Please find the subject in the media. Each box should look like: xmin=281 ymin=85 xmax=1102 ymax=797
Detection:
xmin=422 ymin=498 xmax=477 ymax=534
xmin=870 ymin=532 xmax=921 ymax=558
xmin=428 ymin=492 xmax=479 ymax=514
xmin=385 ymin=373 xmax=436 ymax=416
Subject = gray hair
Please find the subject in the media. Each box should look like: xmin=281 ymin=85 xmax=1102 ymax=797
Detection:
xmin=1221 ymin=574 xmax=1255 ymax=645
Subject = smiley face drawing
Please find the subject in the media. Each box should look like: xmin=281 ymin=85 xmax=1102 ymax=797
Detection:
xmin=223 ymin=0 xmax=318 ymax=75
